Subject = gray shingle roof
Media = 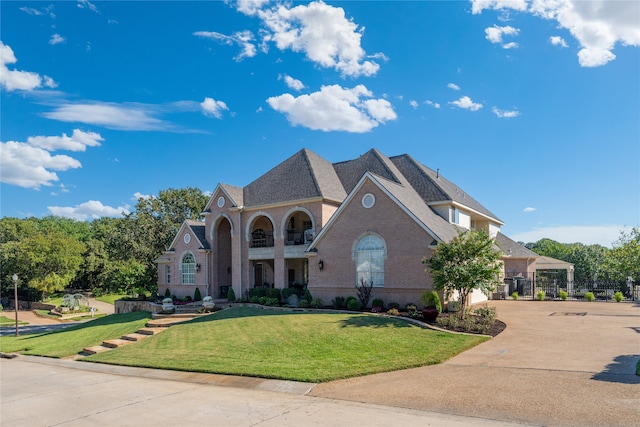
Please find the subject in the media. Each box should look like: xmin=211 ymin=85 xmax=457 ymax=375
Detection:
xmin=186 ymin=220 xmax=210 ymax=250
xmin=334 ymin=149 xmax=402 ymax=194
xmin=243 ymin=149 xmax=345 ymax=207
xmin=390 ymin=154 xmax=502 ymax=223
xmin=495 ymin=232 xmax=538 ymax=257
xmin=220 ymin=183 xmax=243 ymax=207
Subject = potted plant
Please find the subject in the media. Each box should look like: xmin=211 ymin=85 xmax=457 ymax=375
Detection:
xmin=162 ymin=297 xmax=175 ymax=312
xmin=421 ymin=290 xmax=442 ymax=321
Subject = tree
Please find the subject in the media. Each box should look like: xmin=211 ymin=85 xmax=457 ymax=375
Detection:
xmin=18 ymin=230 xmax=85 ymax=301
xmin=605 ymin=227 xmax=640 ymax=287
xmin=423 ymin=229 xmax=502 ymax=319
xmin=101 ymin=258 xmax=149 ymax=297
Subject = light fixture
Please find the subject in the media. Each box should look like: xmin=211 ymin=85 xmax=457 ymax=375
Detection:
xmin=318 ymin=260 xmax=324 ymax=271
xmin=227 ymin=266 xmax=231 ymax=274
xmin=12 ymin=274 xmax=19 ymax=337
xmin=196 ymin=263 xmax=201 ymax=273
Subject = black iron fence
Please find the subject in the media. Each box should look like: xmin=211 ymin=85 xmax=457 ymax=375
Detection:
xmin=502 ymin=278 xmax=638 ymax=301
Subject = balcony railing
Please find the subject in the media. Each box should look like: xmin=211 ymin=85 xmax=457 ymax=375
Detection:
xmin=251 ymin=230 xmax=274 ymax=248
xmin=285 ymin=228 xmax=314 ymax=246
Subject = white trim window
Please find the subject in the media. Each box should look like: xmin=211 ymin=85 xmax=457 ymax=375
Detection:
xmin=355 ymin=235 xmax=385 ymax=287
xmin=181 ymin=253 xmax=196 ymax=284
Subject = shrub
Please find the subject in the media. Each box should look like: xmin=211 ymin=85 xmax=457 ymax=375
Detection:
xmin=266 ymin=288 xmax=281 ymax=301
xmin=184 ymin=295 xmax=192 ymax=302
xmin=164 ymin=288 xmax=171 ymax=298
xmin=536 ymin=290 xmax=545 ymax=301
xmin=299 ymin=299 xmax=310 ymax=308
xmin=194 ymin=288 xmax=202 ymax=302
xmin=347 ymin=298 xmax=362 ymax=311
xmin=388 ymin=302 xmax=400 ymax=310
xmin=387 ymin=307 xmax=399 ymax=315
xmin=310 ymin=298 xmax=324 ymax=309
xmin=421 ymin=291 xmax=442 ymax=313
xmin=0 ymin=303 xmax=3 ymax=312
xmin=345 ymin=296 xmax=357 ymax=307
xmin=585 ymin=291 xmax=595 ymax=302
xmin=249 ymin=296 xmax=260 ymax=304
xmin=405 ymin=303 xmax=419 ymax=318
xmin=226 ymin=287 xmax=236 ymax=302
xmin=511 ymin=291 xmax=519 ymax=300
xmin=356 ymin=278 xmax=373 ymax=308
xmin=331 ymin=296 xmax=346 ymax=309
xmin=614 ymin=291 xmax=624 ymax=302
xmin=371 ymin=298 xmax=384 ymax=309
xmin=371 ymin=306 xmax=383 ymax=313
xmin=473 ymin=305 xmax=496 ymax=324
xmin=248 ymin=287 xmax=267 ymax=299
xmin=258 ymin=296 xmax=279 ymax=306
xmin=303 ymin=289 xmax=313 ymax=304
xmin=559 ymin=290 xmax=568 ymax=300
xmin=282 ymin=287 xmax=301 ymax=300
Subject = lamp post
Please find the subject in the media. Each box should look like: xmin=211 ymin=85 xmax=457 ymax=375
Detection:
xmin=12 ymin=273 xmax=19 ymax=337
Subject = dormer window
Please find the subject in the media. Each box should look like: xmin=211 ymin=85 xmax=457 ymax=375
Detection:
xmin=450 ymin=207 xmax=460 ymax=225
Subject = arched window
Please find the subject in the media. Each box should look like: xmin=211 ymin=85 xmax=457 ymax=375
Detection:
xmin=181 ymin=253 xmax=196 ymax=284
xmin=355 ymin=235 xmax=385 ymax=287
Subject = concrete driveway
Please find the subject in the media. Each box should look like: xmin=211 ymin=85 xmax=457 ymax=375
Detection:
xmin=312 ymin=300 xmax=640 ymax=426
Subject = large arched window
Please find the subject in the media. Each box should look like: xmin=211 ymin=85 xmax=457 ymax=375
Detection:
xmin=181 ymin=253 xmax=196 ymax=284
xmin=355 ymin=235 xmax=386 ymax=287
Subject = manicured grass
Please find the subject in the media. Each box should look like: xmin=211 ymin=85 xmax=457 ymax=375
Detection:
xmin=95 ymin=294 xmax=130 ymax=305
xmin=636 ymin=359 xmax=640 ymax=376
xmin=0 ymin=312 xmax=151 ymax=358
xmin=86 ymin=307 xmax=488 ymax=382
xmin=0 ymin=315 xmax=28 ymax=326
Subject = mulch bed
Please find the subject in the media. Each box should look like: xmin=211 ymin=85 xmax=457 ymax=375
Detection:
xmin=402 ymin=312 xmax=507 ymax=337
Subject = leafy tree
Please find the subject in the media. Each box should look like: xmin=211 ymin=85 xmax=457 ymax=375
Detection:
xmin=423 ymin=229 xmax=502 ymax=319
xmin=101 ymin=258 xmax=149 ymax=297
xmin=17 ymin=230 xmax=85 ymax=301
xmin=605 ymin=227 xmax=640 ymax=286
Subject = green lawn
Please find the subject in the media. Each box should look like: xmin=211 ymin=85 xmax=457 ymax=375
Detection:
xmin=95 ymin=294 xmax=130 ymax=305
xmin=86 ymin=307 xmax=488 ymax=382
xmin=0 ymin=312 xmax=151 ymax=358
xmin=0 ymin=315 xmax=28 ymax=326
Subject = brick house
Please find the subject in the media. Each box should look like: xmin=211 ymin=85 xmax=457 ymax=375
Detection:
xmin=157 ymin=148 xmax=517 ymax=307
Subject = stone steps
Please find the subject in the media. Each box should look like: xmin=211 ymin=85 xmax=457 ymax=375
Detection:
xmin=78 ymin=313 xmax=204 ymax=358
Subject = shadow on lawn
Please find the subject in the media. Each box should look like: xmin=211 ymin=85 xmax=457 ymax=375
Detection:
xmin=12 ymin=311 xmax=152 ymax=340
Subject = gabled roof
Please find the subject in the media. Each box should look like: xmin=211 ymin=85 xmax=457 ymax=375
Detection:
xmin=168 ymin=219 xmax=210 ymax=251
xmin=495 ymin=232 xmax=538 ymax=258
xmin=309 ymin=171 xmax=459 ymax=249
xmin=203 ymin=183 xmax=243 ymax=212
xmin=243 ymin=148 xmax=346 ymax=207
xmin=333 ymin=148 xmax=402 ymax=194
xmin=390 ymin=154 xmax=502 ymax=223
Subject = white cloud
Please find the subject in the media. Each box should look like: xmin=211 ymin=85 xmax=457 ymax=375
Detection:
xmin=27 ymin=129 xmax=104 ymax=151
xmin=133 ymin=192 xmax=151 ymax=201
xmin=492 ymin=106 xmax=520 ymax=118
xmin=447 ymin=83 xmax=460 ymax=90
xmin=450 ymin=96 xmax=483 ymax=111
xmin=485 ymin=25 xmax=520 ymax=47
xmin=266 ymin=84 xmax=396 ymax=133
xmin=42 ymin=101 xmax=170 ymax=131
xmin=200 ymin=97 xmax=229 ymax=118
xmin=425 ymin=100 xmax=441 ymax=109
xmin=230 ymin=1 xmax=381 ymax=77
xmin=49 ymin=34 xmax=65 ymax=45
xmin=550 ymin=36 xmax=568 ymax=47
xmin=472 ymin=0 xmax=640 ymax=67
xmin=77 ymin=0 xmax=99 ymax=13
xmin=409 ymin=100 xmax=419 ymax=109
xmin=523 ymin=207 xmax=536 ymax=213
xmin=20 ymin=7 xmax=43 ymax=15
xmin=47 ymin=200 xmax=129 ymax=221
xmin=193 ymin=30 xmax=257 ymax=61
xmin=282 ymin=74 xmax=305 ymax=91
xmin=471 ymin=0 xmax=527 ymax=15
xmin=0 ymin=41 xmax=58 ymax=91
xmin=0 ymin=129 xmax=102 ymax=189
xmin=510 ymin=225 xmax=624 ymax=247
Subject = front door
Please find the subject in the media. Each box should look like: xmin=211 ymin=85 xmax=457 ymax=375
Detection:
xmin=254 ymin=263 xmax=263 ymax=287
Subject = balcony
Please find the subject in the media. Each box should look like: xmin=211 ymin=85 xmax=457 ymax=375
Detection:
xmin=285 ymin=228 xmax=314 ymax=246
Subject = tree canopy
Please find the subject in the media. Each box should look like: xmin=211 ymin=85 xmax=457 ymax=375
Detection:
xmin=423 ymin=229 xmax=502 ymax=318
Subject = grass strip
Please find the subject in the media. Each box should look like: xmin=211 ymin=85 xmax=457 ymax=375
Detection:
xmin=0 ymin=315 xmax=28 ymax=326
xmin=0 ymin=311 xmax=151 ymax=358
xmin=86 ymin=307 xmax=487 ymax=382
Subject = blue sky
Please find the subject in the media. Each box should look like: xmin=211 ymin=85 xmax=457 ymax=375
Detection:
xmin=1 ymin=0 xmax=639 ymax=247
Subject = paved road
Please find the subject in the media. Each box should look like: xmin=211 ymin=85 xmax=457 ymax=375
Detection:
xmin=1 ymin=300 xmax=638 ymax=426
